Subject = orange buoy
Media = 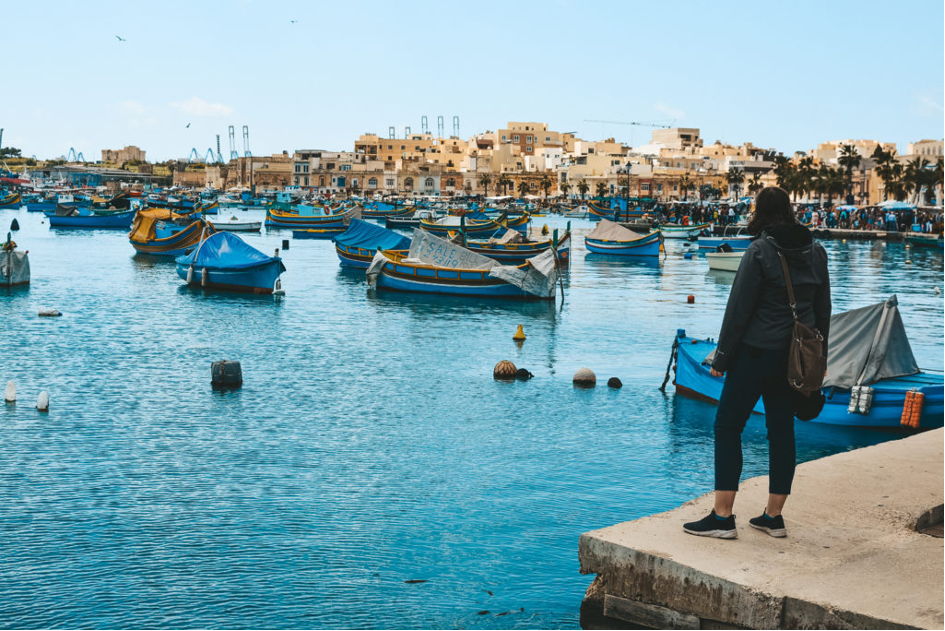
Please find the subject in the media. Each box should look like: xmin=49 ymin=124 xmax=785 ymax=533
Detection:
xmin=901 ymin=390 xmax=914 ymax=427
xmin=911 ymin=391 xmax=924 ymax=428
xmin=687 ymin=295 xmax=695 ymax=304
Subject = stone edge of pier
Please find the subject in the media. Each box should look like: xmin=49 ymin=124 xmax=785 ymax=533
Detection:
xmin=578 ymin=428 xmax=944 ymax=630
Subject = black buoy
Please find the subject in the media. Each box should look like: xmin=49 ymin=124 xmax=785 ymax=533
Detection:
xmin=10 ymin=218 xmax=19 ymax=231
xmin=515 ymin=368 xmax=534 ymax=381
xmin=607 ymin=377 xmax=623 ymax=389
xmin=211 ymin=360 xmax=242 ymax=389
xmin=282 ymin=239 xmax=290 ymax=250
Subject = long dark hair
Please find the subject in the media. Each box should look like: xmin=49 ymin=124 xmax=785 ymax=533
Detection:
xmin=747 ymin=186 xmax=796 ymax=236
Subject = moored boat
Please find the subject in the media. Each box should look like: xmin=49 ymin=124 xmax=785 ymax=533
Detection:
xmin=0 ymin=192 xmax=21 ymax=208
xmin=129 ymin=208 xmax=213 ymax=256
xmin=293 ymin=227 xmax=347 ymax=239
xmin=585 ymin=219 xmax=661 ymax=256
xmin=464 ymin=227 xmax=571 ymax=264
xmin=208 ymin=215 xmax=261 ymax=232
xmin=418 ymin=213 xmax=509 ymax=237
xmin=696 ymin=235 xmax=752 ymax=251
xmin=367 ymin=230 xmax=558 ymax=300
xmin=265 ymin=202 xmax=358 ymax=229
xmin=1 ymin=233 xmax=29 ymax=287
xmin=333 ymin=219 xmax=410 ymax=268
xmin=904 ymin=233 xmax=943 ymax=249
xmin=660 ymin=222 xmax=711 ymax=239
xmin=704 ymin=251 xmax=745 ymax=272
xmin=47 ymin=205 xmax=136 ymax=229
xmin=671 ymin=296 xmax=944 ymax=428
xmin=176 ymin=231 xmax=285 ymax=294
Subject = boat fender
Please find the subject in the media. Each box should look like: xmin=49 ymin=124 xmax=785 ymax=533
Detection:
xmin=201 ymin=267 xmax=208 ymax=287
xmin=905 ymin=260 xmax=912 ymax=265
xmin=573 ymin=367 xmax=596 ymax=388
xmin=4 ymin=381 xmax=15 ymax=403
xmin=36 ymin=391 xmax=48 ymax=412
xmin=273 ymin=279 xmax=285 ymax=296
xmin=513 ymin=324 xmax=526 ymax=342
xmin=493 ymin=360 xmax=517 ymax=381
xmin=211 ymin=360 xmax=243 ymax=389
xmin=684 ymin=252 xmax=693 ymax=259
xmin=282 ymin=239 xmax=289 ymax=250
xmin=38 ymin=309 xmax=61 ymax=317
xmin=10 ymin=219 xmax=19 ymax=231
xmin=187 ymin=266 xmax=194 ymax=283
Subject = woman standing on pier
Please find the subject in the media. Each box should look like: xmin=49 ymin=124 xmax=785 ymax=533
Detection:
xmin=684 ymin=186 xmax=831 ymax=539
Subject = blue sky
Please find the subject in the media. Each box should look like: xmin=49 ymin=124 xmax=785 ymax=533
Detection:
xmin=3 ymin=0 xmax=942 ymax=161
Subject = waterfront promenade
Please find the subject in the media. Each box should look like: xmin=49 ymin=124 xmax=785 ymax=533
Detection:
xmin=579 ymin=429 xmax=944 ymax=630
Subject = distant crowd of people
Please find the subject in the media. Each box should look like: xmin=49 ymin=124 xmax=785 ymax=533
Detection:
xmin=799 ymin=206 xmax=943 ymax=233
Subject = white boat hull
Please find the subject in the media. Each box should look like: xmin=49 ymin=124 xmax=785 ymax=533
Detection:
xmin=705 ymin=251 xmax=745 ymax=272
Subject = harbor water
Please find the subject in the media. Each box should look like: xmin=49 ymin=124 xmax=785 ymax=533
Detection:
xmin=1 ymin=208 xmax=942 ymax=629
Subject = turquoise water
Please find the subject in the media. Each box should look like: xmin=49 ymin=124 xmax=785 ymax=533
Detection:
xmin=1 ymin=207 xmax=942 ymax=629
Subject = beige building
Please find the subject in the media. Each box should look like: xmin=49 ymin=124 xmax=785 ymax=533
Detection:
xmin=102 ymin=145 xmax=146 ymax=164
xmin=906 ymin=139 xmax=943 ymax=159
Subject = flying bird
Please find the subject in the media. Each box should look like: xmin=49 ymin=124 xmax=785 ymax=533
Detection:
xmin=115 ymin=35 xmax=126 ymax=42
xmin=290 ymin=20 xmax=298 ymax=23
xmin=186 ymin=123 xmax=191 ymax=128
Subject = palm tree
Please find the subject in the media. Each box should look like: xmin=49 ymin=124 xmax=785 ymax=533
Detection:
xmin=930 ymin=158 xmax=944 ymax=205
xmin=747 ymin=172 xmax=764 ymax=197
xmin=539 ymin=173 xmax=552 ymax=199
xmin=595 ymin=181 xmax=608 ymax=199
xmin=560 ymin=181 xmax=571 ymax=199
xmin=577 ymin=179 xmax=589 ymax=200
xmin=678 ymin=173 xmax=693 ymax=200
xmin=905 ymin=157 xmax=930 ymax=205
xmin=837 ymin=144 xmax=861 ymax=201
xmin=725 ymin=167 xmax=745 ymax=200
xmin=517 ymin=179 xmax=531 ymax=198
xmin=478 ymin=173 xmax=492 ymax=197
xmin=797 ymin=156 xmax=816 ymax=201
xmin=497 ymin=174 xmax=512 ymax=196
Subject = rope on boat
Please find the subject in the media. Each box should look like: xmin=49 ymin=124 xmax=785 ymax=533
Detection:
xmin=552 ymin=247 xmax=565 ymax=305
xmin=659 ymin=338 xmax=679 ymax=392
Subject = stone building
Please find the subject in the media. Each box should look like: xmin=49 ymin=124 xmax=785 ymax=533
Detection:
xmin=101 ymin=145 xmax=146 ymax=164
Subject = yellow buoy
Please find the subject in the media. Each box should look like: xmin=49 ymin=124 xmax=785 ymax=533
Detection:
xmin=513 ymin=324 xmax=526 ymax=341
xmin=542 ymin=224 xmax=549 ymax=235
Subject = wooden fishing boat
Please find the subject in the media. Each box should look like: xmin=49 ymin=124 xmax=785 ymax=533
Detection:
xmin=0 ymin=192 xmax=22 ymax=208
xmin=671 ymin=297 xmax=944 ymax=428
xmin=129 ymin=208 xmax=213 ymax=256
xmin=464 ymin=229 xmax=571 ymax=264
xmin=208 ymin=215 xmax=261 ymax=232
xmin=704 ymin=251 xmax=745 ymax=272
xmin=361 ymin=204 xmax=416 ymax=218
xmin=588 ymin=201 xmax=646 ymax=222
xmin=333 ymin=219 xmax=410 ymax=268
xmin=47 ymin=205 xmax=137 ymax=229
xmin=176 ymin=231 xmax=285 ymax=294
xmin=660 ymin=222 xmax=711 ymax=239
xmin=265 ymin=202 xmax=350 ymax=228
xmin=585 ymin=219 xmax=661 ymax=256
xmin=904 ymin=233 xmax=944 ymax=249
xmin=696 ymin=235 xmax=752 ymax=251
xmin=367 ymin=230 xmax=558 ymax=300
xmin=418 ymin=213 xmax=509 ymax=237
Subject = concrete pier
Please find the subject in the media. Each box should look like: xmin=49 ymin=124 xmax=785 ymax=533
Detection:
xmin=579 ymin=429 xmax=944 ymax=630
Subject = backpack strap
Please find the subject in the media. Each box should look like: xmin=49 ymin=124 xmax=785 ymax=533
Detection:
xmin=777 ymin=252 xmax=798 ymax=321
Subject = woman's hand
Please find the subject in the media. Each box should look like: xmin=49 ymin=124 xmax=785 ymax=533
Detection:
xmin=710 ymin=368 xmax=724 ymax=378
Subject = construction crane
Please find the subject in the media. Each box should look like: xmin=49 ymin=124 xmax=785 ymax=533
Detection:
xmin=242 ymin=125 xmax=251 ymax=158
xmin=228 ymin=125 xmax=238 ymax=160
xmin=215 ymin=135 xmax=224 ymax=163
xmin=583 ymin=119 xmax=673 ymax=129
xmin=204 ymin=148 xmax=217 ymax=163
xmin=188 ymin=148 xmax=201 ymax=163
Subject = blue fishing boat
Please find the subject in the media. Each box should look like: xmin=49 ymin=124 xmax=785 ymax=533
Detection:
xmin=367 ymin=230 xmax=558 ymax=300
xmin=176 ymin=231 xmax=285 ymax=294
xmin=584 ymin=219 xmax=661 ymax=256
xmin=0 ymin=192 xmax=22 ymax=208
xmin=265 ymin=202 xmax=354 ymax=228
xmin=696 ymin=235 xmax=752 ymax=252
xmin=47 ymin=205 xmax=136 ymax=229
xmin=465 ymin=228 xmax=572 ymax=264
xmin=292 ymin=227 xmax=347 ymax=239
xmin=333 ymin=219 xmax=410 ymax=268
xmin=671 ymin=296 xmax=944 ymax=428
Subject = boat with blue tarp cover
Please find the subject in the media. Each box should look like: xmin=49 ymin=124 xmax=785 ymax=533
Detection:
xmin=671 ymin=296 xmax=944 ymax=428
xmin=176 ymin=231 xmax=285 ymax=294
xmin=333 ymin=219 xmax=411 ymax=268
xmin=584 ymin=219 xmax=661 ymax=256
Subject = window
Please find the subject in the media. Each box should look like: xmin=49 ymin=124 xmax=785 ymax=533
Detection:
xmin=501 ymin=135 xmax=507 ymax=142
xmin=401 ymin=145 xmax=405 ymax=150
xmin=368 ymin=178 xmax=378 ymax=188
xmin=340 ymin=164 xmax=351 ymax=171
xmin=294 ymin=176 xmax=299 ymax=185
xmin=294 ymin=164 xmax=301 ymax=173
xmin=319 ymin=176 xmax=325 ymax=186
xmin=424 ymin=177 xmax=434 ymax=188
xmin=641 ymin=183 xmax=650 ymax=191
xmin=386 ymin=178 xmax=394 ymax=187
xmin=446 ymin=178 xmax=455 ymax=187
xmin=657 ymin=184 xmax=663 ymax=192
xmin=526 ymin=136 xmax=533 ymax=143
xmin=526 ymin=146 xmax=533 ymax=152
xmin=304 ymin=176 xmax=309 ymax=186
xmin=513 ymin=135 xmax=520 ymax=142
xmin=404 ymin=177 xmax=413 ymax=190
xmin=388 ymin=145 xmax=393 ymax=150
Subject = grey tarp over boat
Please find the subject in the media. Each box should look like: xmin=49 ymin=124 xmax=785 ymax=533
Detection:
xmin=367 ymin=229 xmax=557 ymax=298
xmin=1 ymin=250 xmax=30 ymax=286
xmin=586 ymin=218 xmax=647 ymax=241
xmin=823 ymin=295 xmax=919 ymax=389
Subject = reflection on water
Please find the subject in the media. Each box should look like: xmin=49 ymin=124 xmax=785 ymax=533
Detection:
xmin=0 ymin=207 xmax=942 ymax=629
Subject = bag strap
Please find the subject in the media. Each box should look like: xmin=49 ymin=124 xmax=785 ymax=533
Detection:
xmin=777 ymin=252 xmax=798 ymax=320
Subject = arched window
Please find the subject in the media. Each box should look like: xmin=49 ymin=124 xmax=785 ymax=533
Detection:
xmin=446 ymin=178 xmax=455 ymax=187
xmin=404 ymin=177 xmax=413 ymax=190
xmin=368 ymin=178 xmax=378 ymax=188
xmin=425 ymin=177 xmax=434 ymax=188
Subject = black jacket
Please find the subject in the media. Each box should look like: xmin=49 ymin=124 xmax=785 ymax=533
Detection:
xmin=711 ymin=224 xmax=831 ymax=373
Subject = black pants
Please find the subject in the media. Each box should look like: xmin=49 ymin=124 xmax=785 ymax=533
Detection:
xmin=714 ymin=345 xmax=796 ymax=495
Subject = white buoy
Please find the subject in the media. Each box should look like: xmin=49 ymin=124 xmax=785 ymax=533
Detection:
xmin=36 ymin=391 xmax=49 ymax=412
xmin=4 ymin=381 xmax=15 ymax=403
xmin=935 ymin=286 xmax=942 ymax=295
xmin=38 ymin=309 xmax=62 ymax=317
xmin=273 ymin=279 xmax=285 ymax=296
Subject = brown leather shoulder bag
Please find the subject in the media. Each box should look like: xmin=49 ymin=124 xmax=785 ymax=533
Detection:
xmin=778 ymin=252 xmax=827 ymax=395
